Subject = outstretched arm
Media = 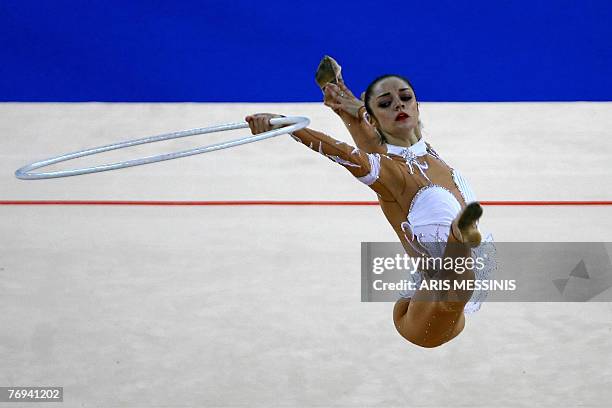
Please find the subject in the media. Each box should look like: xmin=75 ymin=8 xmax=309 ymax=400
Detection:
xmin=245 ymin=113 xmax=391 ymax=199
xmin=290 ymin=126 xmax=372 ymax=179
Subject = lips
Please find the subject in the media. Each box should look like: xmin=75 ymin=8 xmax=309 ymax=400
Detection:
xmin=395 ymin=112 xmax=409 ymax=121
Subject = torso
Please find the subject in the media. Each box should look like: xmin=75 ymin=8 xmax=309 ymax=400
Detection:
xmin=372 ymin=139 xmax=473 ymax=257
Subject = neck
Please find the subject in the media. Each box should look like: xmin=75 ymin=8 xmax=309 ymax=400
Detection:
xmin=382 ymin=128 xmax=420 ymax=147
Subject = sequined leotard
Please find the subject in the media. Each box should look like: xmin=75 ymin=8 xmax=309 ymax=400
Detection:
xmin=290 ymin=125 xmax=492 ymax=313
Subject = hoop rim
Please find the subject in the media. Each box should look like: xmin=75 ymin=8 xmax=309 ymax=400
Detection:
xmin=15 ymin=116 xmax=310 ymax=180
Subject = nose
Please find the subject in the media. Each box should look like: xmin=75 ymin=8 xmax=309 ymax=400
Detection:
xmin=394 ymin=96 xmax=405 ymax=110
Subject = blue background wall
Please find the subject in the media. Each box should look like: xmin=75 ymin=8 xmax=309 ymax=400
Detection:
xmin=2 ymin=0 xmax=611 ymax=102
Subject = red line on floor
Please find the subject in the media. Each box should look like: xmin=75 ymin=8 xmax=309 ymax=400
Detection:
xmin=0 ymin=200 xmax=611 ymax=206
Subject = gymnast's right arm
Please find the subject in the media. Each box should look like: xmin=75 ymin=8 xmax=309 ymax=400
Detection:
xmin=245 ymin=113 xmax=390 ymax=198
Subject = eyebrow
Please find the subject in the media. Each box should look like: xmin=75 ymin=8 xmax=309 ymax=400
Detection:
xmin=376 ymin=88 xmax=411 ymax=99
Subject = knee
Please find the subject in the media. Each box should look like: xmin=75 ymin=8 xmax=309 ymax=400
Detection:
xmin=392 ymin=304 xmax=466 ymax=348
xmin=395 ymin=327 xmax=447 ymax=349
xmin=393 ymin=314 xmax=445 ymax=348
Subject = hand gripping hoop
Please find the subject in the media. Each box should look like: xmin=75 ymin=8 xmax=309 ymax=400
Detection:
xmin=15 ymin=116 xmax=310 ymax=180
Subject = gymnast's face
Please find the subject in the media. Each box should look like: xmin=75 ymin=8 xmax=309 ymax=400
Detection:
xmin=368 ymin=77 xmax=419 ymax=140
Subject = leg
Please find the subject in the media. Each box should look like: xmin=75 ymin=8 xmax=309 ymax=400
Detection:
xmin=393 ymin=203 xmax=483 ymax=348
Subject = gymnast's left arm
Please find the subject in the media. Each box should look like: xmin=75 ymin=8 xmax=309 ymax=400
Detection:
xmin=322 ymin=83 xmax=386 ymax=155
xmin=245 ymin=113 xmax=371 ymax=178
xmin=245 ymin=113 xmax=390 ymax=199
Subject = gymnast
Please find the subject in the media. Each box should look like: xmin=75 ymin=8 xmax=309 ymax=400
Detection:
xmin=245 ymin=56 xmax=492 ymax=348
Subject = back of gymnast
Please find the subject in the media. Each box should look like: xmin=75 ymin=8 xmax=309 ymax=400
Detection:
xmin=245 ymin=60 xmax=486 ymax=348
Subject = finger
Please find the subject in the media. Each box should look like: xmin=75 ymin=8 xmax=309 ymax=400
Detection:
xmin=254 ymin=115 xmax=264 ymax=134
xmin=323 ymin=100 xmax=341 ymax=109
xmin=324 ymin=100 xmax=342 ymax=110
xmin=326 ymin=85 xmax=341 ymax=100
xmin=324 ymin=98 xmax=341 ymax=107
xmin=324 ymin=88 xmax=339 ymax=104
xmin=251 ymin=115 xmax=260 ymax=134
xmin=247 ymin=119 xmax=256 ymax=134
xmin=330 ymin=84 xmax=348 ymax=100
xmin=336 ymin=85 xmax=351 ymax=99
xmin=248 ymin=115 xmax=257 ymax=133
xmin=327 ymin=83 xmax=339 ymax=93
xmin=338 ymin=82 xmax=355 ymax=97
xmin=258 ymin=116 xmax=268 ymax=133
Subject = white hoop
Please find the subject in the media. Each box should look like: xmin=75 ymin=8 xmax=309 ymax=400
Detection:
xmin=15 ymin=116 xmax=310 ymax=180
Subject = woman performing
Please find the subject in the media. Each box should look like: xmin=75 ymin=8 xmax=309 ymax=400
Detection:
xmin=245 ymin=56 xmax=493 ymax=348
